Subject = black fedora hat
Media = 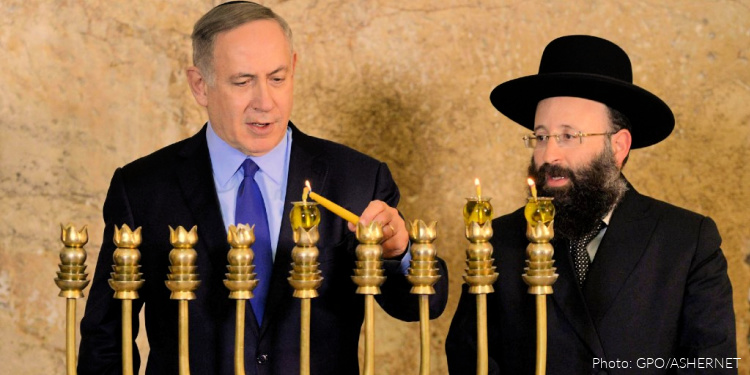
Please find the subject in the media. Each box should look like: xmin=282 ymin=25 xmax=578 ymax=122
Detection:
xmin=489 ymin=35 xmax=674 ymax=149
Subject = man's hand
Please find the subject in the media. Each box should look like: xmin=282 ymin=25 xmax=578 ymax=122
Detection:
xmin=348 ymin=200 xmax=409 ymax=259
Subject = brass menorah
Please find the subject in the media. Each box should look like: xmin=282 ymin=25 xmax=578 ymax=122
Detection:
xmin=224 ymin=224 xmax=260 ymax=375
xmin=351 ymin=221 xmax=386 ymax=375
xmin=522 ymin=197 xmax=557 ymax=375
xmin=462 ymin=197 xmax=498 ymax=375
xmin=406 ymin=220 xmax=441 ymax=375
xmin=108 ymin=224 xmax=145 ymax=375
xmin=287 ymin=201 xmax=323 ymax=375
xmin=165 ymin=225 xmax=200 ymax=375
xmin=55 ymin=224 xmax=90 ymax=375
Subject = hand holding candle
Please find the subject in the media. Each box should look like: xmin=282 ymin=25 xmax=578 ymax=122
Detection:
xmin=304 ymin=181 xmax=408 ymax=258
xmin=305 ymin=181 xmax=359 ymax=225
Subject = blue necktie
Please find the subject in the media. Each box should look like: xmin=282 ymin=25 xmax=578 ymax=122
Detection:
xmin=235 ymin=159 xmax=272 ymax=325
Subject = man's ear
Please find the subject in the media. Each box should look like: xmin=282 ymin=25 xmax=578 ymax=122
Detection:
xmin=611 ymin=129 xmax=632 ymax=168
xmin=186 ymin=66 xmax=208 ymax=107
xmin=291 ymin=51 xmax=298 ymax=76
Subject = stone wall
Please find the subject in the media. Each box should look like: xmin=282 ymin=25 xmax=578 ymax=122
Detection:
xmin=1 ymin=0 xmax=748 ymax=373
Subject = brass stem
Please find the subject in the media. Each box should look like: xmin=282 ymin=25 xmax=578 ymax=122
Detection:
xmin=122 ymin=300 xmax=133 ymax=375
xmin=179 ymin=300 xmax=191 ymax=375
xmin=419 ymin=294 xmax=430 ymax=375
xmin=476 ymin=294 xmax=488 ymax=375
xmin=535 ymin=295 xmax=547 ymax=375
xmin=300 ymin=298 xmax=311 ymax=375
xmin=66 ymin=299 xmax=76 ymax=375
xmin=235 ymin=300 xmax=246 ymax=375
xmin=363 ymin=295 xmax=375 ymax=375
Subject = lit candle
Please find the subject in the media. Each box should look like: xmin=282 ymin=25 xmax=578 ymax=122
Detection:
xmin=464 ymin=179 xmax=493 ymax=226
xmin=305 ymin=182 xmax=359 ymax=225
xmin=527 ymin=178 xmax=537 ymax=201
xmin=302 ymin=183 xmax=310 ymax=203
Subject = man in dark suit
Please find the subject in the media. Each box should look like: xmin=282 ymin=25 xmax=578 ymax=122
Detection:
xmin=78 ymin=2 xmax=448 ymax=374
xmin=446 ymin=35 xmax=736 ymax=374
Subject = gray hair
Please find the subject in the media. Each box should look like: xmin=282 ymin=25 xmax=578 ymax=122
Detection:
xmin=191 ymin=1 xmax=294 ymax=84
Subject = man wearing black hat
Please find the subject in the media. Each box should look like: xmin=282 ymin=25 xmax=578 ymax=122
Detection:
xmin=446 ymin=35 xmax=736 ymax=374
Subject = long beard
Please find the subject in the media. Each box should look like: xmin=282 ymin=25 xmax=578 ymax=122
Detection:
xmin=527 ymin=149 xmax=627 ymax=240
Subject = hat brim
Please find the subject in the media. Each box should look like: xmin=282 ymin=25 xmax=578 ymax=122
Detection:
xmin=489 ymin=73 xmax=675 ymax=149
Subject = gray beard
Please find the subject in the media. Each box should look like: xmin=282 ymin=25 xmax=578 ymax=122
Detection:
xmin=527 ymin=149 xmax=627 ymax=240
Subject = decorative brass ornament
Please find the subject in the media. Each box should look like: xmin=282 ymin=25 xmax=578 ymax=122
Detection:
xmin=55 ymin=223 xmax=90 ymax=375
xmin=522 ymin=197 xmax=558 ymax=375
xmin=224 ymin=224 xmax=259 ymax=375
xmin=352 ymin=221 xmax=386 ymax=375
xmin=462 ymin=198 xmax=498 ymax=375
xmin=287 ymin=202 xmax=323 ymax=375
xmin=406 ymin=219 xmax=441 ymax=375
xmin=165 ymin=225 xmax=200 ymax=375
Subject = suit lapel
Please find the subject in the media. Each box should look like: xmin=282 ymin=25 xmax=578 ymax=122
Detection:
xmin=260 ymin=123 xmax=328 ymax=337
xmin=176 ymin=125 xmax=230 ymax=276
xmin=583 ymin=187 xmax=656 ymax=324
xmin=550 ymin=237 xmax=605 ymax=358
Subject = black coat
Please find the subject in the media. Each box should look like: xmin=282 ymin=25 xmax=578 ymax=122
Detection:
xmin=446 ymin=186 xmax=736 ymax=374
xmin=79 ymin=123 xmax=449 ymax=375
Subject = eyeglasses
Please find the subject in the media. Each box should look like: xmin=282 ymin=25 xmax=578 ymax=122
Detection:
xmin=522 ymin=131 xmax=615 ymax=149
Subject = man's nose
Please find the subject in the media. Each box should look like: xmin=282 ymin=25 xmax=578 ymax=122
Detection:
xmin=538 ymin=138 xmax=563 ymax=165
xmin=251 ymin=81 xmax=274 ymax=112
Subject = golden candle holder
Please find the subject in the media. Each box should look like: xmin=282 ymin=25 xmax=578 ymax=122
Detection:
xmin=287 ymin=202 xmax=322 ymax=375
xmin=224 ymin=224 xmax=259 ymax=375
xmin=55 ymin=224 xmax=91 ymax=375
xmin=108 ymin=224 xmax=145 ymax=375
xmin=462 ymin=197 xmax=498 ymax=375
xmin=164 ymin=225 xmax=200 ymax=375
xmin=521 ymin=197 xmax=557 ymax=375
xmin=405 ymin=219 xmax=441 ymax=375
xmin=351 ymin=221 xmax=386 ymax=375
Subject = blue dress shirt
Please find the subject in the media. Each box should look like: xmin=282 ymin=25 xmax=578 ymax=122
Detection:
xmin=206 ymin=122 xmax=291 ymax=259
xmin=206 ymin=122 xmax=411 ymax=271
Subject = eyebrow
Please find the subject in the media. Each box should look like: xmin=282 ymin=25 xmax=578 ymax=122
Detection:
xmin=533 ymin=124 xmax=576 ymax=132
xmin=231 ymin=65 xmax=289 ymax=80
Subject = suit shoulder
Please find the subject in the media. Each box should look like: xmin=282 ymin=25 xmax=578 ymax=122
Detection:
xmin=116 ymin=134 xmax=199 ymax=184
xmin=299 ymin=132 xmax=382 ymax=167
xmin=638 ymin=193 xmax=710 ymax=223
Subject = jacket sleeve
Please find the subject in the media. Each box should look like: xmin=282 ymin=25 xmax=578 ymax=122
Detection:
xmin=78 ymin=168 xmax=143 ymax=375
xmin=676 ymin=216 xmax=737 ymax=373
xmin=371 ymin=162 xmax=449 ymax=321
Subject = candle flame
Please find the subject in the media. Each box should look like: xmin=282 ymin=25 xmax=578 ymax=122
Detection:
xmin=527 ymin=178 xmax=538 ymax=200
xmin=474 ymin=178 xmax=481 ymax=199
xmin=303 ymin=181 xmax=311 ymax=203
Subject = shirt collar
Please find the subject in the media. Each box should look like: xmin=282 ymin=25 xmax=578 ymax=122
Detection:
xmin=206 ymin=122 xmax=290 ymax=186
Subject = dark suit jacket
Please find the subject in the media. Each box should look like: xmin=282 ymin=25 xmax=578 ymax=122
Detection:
xmin=446 ymin=185 xmax=736 ymax=375
xmin=79 ymin=123 xmax=449 ymax=375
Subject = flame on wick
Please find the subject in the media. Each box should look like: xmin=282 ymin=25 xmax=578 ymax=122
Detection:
xmin=303 ymin=180 xmax=311 ymax=202
xmin=527 ymin=178 xmax=537 ymax=200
